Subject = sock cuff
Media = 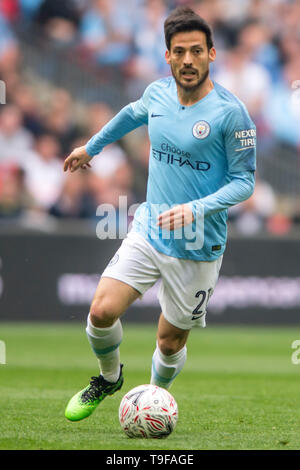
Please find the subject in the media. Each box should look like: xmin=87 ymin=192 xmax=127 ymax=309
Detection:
xmin=87 ymin=314 xmax=122 ymax=338
xmin=86 ymin=314 xmax=123 ymax=356
xmin=156 ymin=343 xmax=187 ymax=365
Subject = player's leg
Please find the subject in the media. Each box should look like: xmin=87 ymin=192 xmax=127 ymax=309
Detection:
xmin=151 ymin=313 xmax=189 ymax=389
xmin=65 ymin=277 xmax=140 ymax=421
xmin=150 ymin=253 xmax=223 ymax=390
xmin=86 ymin=276 xmax=140 ymax=383
xmin=65 ymin=232 xmax=161 ymax=421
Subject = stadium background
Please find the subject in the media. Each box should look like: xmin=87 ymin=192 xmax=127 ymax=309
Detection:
xmin=0 ymin=0 xmax=300 ymax=452
xmin=0 ymin=0 xmax=300 ymax=325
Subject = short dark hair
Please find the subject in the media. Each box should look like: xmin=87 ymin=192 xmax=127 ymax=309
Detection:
xmin=164 ymin=6 xmax=214 ymax=51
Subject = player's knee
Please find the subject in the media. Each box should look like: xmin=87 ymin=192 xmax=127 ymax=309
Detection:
xmin=157 ymin=337 xmax=181 ymax=356
xmin=89 ymin=298 xmax=119 ymax=328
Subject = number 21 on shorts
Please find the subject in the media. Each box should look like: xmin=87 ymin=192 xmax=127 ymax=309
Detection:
xmin=191 ymin=288 xmax=213 ymax=320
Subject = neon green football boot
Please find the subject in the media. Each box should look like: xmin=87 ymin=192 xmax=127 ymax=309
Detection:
xmin=65 ymin=364 xmax=124 ymax=421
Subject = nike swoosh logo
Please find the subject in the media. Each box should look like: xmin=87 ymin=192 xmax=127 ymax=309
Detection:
xmin=151 ymin=113 xmax=164 ymax=118
xmin=191 ymin=312 xmax=205 ymax=320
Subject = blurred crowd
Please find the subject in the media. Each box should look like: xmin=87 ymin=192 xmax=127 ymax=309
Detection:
xmin=0 ymin=0 xmax=300 ymax=235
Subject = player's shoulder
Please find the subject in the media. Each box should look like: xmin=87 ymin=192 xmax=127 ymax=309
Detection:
xmin=144 ymin=76 xmax=174 ymax=96
xmin=213 ymin=81 xmax=252 ymax=121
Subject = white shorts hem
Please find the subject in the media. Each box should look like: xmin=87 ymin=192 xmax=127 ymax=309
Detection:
xmin=101 ymin=273 xmax=145 ymax=296
xmin=161 ymin=312 xmax=194 ymax=331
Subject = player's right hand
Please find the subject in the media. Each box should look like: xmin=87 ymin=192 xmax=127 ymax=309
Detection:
xmin=63 ymin=146 xmax=92 ymax=173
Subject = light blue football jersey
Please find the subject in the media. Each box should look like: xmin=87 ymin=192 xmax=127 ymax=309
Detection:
xmin=86 ymin=77 xmax=256 ymax=261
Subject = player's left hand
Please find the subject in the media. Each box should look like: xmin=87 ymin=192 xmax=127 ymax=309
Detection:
xmin=157 ymin=204 xmax=194 ymax=231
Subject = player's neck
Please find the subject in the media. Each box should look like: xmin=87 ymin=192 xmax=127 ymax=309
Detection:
xmin=177 ymin=77 xmax=214 ymax=107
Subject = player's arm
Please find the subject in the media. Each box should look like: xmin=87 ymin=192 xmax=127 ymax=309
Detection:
xmin=64 ymin=85 xmax=152 ymax=173
xmin=188 ymin=105 xmax=256 ymax=219
xmin=190 ymin=170 xmax=255 ymax=217
xmin=157 ymin=172 xmax=255 ymax=230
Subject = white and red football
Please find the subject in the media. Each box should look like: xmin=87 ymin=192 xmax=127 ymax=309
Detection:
xmin=119 ymin=384 xmax=178 ymax=438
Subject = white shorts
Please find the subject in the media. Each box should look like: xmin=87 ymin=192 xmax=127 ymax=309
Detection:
xmin=102 ymin=231 xmax=223 ymax=330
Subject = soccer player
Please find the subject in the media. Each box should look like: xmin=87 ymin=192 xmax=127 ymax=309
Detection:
xmin=64 ymin=6 xmax=256 ymax=421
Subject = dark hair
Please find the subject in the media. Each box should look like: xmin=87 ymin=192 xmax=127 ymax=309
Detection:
xmin=164 ymin=6 xmax=214 ymax=51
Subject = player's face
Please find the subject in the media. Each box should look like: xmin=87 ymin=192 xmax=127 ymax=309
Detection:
xmin=165 ymin=31 xmax=216 ymax=91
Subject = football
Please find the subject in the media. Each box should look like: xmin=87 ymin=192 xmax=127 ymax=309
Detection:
xmin=119 ymin=384 xmax=178 ymax=438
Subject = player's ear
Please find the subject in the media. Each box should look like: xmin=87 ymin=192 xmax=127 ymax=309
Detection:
xmin=165 ymin=50 xmax=171 ymax=65
xmin=208 ymin=47 xmax=216 ymax=64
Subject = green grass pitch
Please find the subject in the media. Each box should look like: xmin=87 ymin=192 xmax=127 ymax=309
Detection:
xmin=0 ymin=322 xmax=299 ymax=450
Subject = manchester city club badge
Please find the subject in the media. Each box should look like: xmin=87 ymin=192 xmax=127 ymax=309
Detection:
xmin=192 ymin=121 xmax=211 ymax=140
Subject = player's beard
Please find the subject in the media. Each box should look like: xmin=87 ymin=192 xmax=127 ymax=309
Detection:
xmin=170 ymin=63 xmax=209 ymax=93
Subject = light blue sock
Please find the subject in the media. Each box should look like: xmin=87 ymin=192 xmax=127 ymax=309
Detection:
xmin=151 ymin=344 xmax=187 ymax=389
xmin=86 ymin=314 xmax=123 ymax=383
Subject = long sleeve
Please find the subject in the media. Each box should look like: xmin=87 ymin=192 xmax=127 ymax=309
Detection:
xmin=85 ymin=83 xmax=153 ymax=157
xmin=189 ymin=171 xmax=255 ymax=217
